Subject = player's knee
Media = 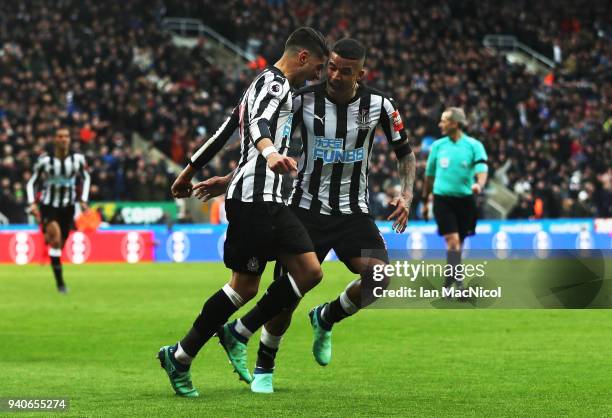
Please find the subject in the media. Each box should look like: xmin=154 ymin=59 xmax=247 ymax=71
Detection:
xmin=238 ymin=285 xmax=258 ymax=302
xmin=292 ymin=265 xmax=322 ymax=293
xmin=305 ymin=265 xmax=323 ymax=287
xmin=377 ymin=272 xmax=391 ymax=290
xmin=231 ymin=280 xmax=259 ymax=302
xmin=363 ymin=265 xmax=390 ymax=289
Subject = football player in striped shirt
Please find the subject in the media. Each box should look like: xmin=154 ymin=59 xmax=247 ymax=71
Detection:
xmin=195 ymin=39 xmax=416 ymax=393
xmin=26 ymin=127 xmax=90 ymax=293
xmin=157 ymin=27 xmax=329 ymax=398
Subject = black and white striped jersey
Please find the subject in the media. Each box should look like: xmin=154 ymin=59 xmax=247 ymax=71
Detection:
xmin=26 ymin=153 xmax=91 ymax=208
xmin=190 ymin=66 xmax=293 ymax=203
xmin=290 ymin=83 xmax=411 ymax=215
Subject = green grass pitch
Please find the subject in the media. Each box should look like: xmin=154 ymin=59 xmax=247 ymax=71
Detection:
xmin=1 ymin=262 xmax=611 ymax=417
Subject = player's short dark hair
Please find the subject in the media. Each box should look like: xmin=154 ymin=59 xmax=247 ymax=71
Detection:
xmin=55 ymin=118 xmax=73 ymax=132
xmin=285 ymin=27 xmax=329 ymax=59
xmin=332 ymin=38 xmax=366 ymax=61
xmin=55 ymin=124 xmax=72 ymax=136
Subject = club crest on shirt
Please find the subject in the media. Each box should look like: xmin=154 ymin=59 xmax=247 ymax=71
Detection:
xmin=247 ymin=257 xmax=260 ymax=272
xmin=357 ymin=109 xmax=370 ymax=130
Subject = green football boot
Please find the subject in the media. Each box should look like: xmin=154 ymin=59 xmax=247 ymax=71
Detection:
xmin=217 ymin=323 xmax=252 ymax=383
xmin=251 ymin=371 xmax=274 ymax=394
xmin=157 ymin=345 xmax=199 ymax=397
xmin=309 ymin=305 xmax=332 ymax=366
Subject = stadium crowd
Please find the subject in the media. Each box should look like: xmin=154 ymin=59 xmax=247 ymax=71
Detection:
xmin=0 ymin=0 xmax=610 ymax=223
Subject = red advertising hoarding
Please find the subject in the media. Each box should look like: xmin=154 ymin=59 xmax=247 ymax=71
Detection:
xmin=0 ymin=230 xmax=154 ymax=264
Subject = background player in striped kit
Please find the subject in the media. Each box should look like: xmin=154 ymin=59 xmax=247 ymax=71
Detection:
xmin=196 ymin=38 xmax=416 ymax=393
xmin=157 ymin=27 xmax=329 ymax=398
xmin=26 ymin=127 xmax=90 ymax=293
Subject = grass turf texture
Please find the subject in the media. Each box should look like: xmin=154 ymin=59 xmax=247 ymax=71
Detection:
xmin=1 ymin=262 xmax=611 ymax=417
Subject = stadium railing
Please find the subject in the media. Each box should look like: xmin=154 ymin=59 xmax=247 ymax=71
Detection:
xmin=483 ymin=34 xmax=555 ymax=74
xmin=162 ymin=17 xmax=255 ymax=65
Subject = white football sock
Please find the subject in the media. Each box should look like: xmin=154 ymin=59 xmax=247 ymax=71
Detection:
xmin=174 ymin=342 xmax=193 ymax=365
xmin=260 ymin=326 xmax=283 ymax=349
xmin=234 ymin=319 xmax=253 ymax=339
xmin=222 ymin=283 xmax=245 ymax=308
xmin=339 ymin=290 xmax=359 ymax=315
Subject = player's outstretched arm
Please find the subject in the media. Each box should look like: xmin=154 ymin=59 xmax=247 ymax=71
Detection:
xmin=193 ymin=171 xmax=235 ymax=202
xmin=173 ymin=107 xmax=240 ymax=199
xmin=28 ymin=202 xmax=40 ymax=222
xmin=79 ymin=156 xmax=91 ymax=210
xmin=171 ymin=165 xmax=196 ymax=199
xmin=26 ymin=157 xmax=43 ymax=221
xmin=388 ymin=151 xmax=416 ymax=233
xmin=379 ymin=96 xmax=414 ymax=233
xmin=190 ymin=106 xmax=240 ymax=171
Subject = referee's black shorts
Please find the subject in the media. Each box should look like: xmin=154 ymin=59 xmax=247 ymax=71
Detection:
xmin=39 ymin=204 xmax=75 ymax=242
xmin=433 ymin=194 xmax=477 ymax=241
xmin=223 ymin=199 xmax=314 ymax=275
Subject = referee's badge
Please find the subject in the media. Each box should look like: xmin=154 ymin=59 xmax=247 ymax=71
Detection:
xmin=357 ymin=109 xmax=370 ymax=130
xmin=440 ymin=157 xmax=450 ymax=168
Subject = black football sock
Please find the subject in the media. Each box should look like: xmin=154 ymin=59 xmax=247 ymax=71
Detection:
xmin=180 ymin=285 xmax=243 ymax=358
xmin=50 ymin=255 xmax=65 ymax=289
xmin=255 ymin=343 xmax=279 ymax=372
xmin=239 ymin=274 xmax=301 ymax=335
xmin=321 ymin=288 xmax=360 ymax=327
xmin=255 ymin=327 xmax=283 ymax=371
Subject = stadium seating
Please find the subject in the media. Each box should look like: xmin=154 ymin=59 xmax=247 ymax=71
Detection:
xmin=0 ymin=0 xmax=610 ymax=223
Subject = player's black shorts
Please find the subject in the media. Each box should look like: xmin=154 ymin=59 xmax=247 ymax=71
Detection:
xmin=223 ymin=199 xmax=315 ymax=275
xmin=433 ymin=194 xmax=477 ymax=240
xmin=291 ymin=207 xmax=389 ymax=273
xmin=40 ymin=204 xmax=75 ymax=242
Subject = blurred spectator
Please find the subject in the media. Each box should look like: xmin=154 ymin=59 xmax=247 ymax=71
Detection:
xmin=0 ymin=0 xmax=610 ymax=223
xmin=209 ymin=196 xmax=228 ymax=225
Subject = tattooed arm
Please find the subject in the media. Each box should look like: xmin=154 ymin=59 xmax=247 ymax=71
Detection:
xmin=387 ymin=150 xmax=416 ymax=233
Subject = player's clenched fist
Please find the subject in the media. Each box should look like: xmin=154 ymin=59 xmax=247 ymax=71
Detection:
xmin=29 ymin=203 xmax=40 ymax=222
xmin=267 ymin=153 xmax=297 ymax=174
xmin=171 ymin=178 xmax=193 ymax=198
xmin=171 ymin=166 xmax=197 ymax=198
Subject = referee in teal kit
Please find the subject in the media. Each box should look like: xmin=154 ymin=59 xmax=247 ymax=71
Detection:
xmin=422 ymin=107 xmax=488 ymax=292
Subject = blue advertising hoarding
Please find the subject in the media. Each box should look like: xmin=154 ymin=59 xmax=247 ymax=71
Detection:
xmin=2 ymin=219 xmax=611 ymax=263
